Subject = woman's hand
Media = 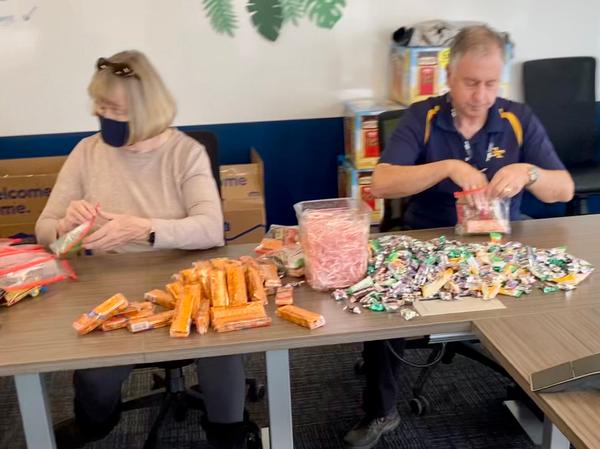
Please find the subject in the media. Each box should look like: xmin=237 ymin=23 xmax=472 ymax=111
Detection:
xmin=57 ymin=200 xmax=97 ymax=235
xmin=83 ymin=210 xmax=151 ymax=251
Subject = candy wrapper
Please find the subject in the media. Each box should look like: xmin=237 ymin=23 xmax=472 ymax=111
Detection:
xmin=454 ymin=188 xmax=510 ymax=235
xmin=128 ymin=310 xmax=175 ymax=333
xmin=72 ymin=293 xmax=129 ymax=335
xmin=144 ymin=289 xmax=177 ymax=309
xmin=276 ymin=304 xmax=325 ymax=329
xmin=334 ymin=234 xmax=594 ymax=317
xmin=50 ymin=216 xmax=96 ymax=258
xmin=295 ymin=198 xmax=370 ymax=291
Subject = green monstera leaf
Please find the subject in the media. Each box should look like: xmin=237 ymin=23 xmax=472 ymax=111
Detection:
xmin=246 ymin=0 xmax=284 ymax=42
xmin=202 ymin=0 xmax=237 ymax=37
xmin=280 ymin=0 xmax=306 ymax=25
xmin=306 ymin=0 xmax=345 ymax=29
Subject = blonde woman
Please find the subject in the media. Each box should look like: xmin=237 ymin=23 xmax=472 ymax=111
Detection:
xmin=37 ymin=51 xmax=252 ymax=449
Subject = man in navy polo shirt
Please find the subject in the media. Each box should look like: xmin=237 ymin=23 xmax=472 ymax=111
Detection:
xmin=344 ymin=25 xmax=574 ymax=449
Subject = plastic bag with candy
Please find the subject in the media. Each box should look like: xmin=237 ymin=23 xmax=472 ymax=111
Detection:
xmin=454 ymin=188 xmax=510 ymax=235
xmin=0 ymin=257 xmax=76 ymax=292
xmin=50 ymin=217 xmax=96 ymax=258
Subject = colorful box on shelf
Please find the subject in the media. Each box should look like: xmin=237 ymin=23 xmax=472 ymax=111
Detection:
xmin=390 ymin=43 xmax=513 ymax=105
xmin=343 ymin=99 xmax=405 ymax=170
xmin=338 ymin=157 xmax=384 ymax=225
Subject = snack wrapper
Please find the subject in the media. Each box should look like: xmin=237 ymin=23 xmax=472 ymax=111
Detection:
xmin=73 ymin=293 xmax=129 ymax=335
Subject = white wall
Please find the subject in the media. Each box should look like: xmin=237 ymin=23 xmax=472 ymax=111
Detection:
xmin=0 ymin=0 xmax=599 ymax=136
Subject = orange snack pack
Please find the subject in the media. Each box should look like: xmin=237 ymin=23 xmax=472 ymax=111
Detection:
xmin=118 ymin=301 xmax=155 ymax=318
xmin=128 ymin=310 xmax=175 ymax=333
xmin=210 ymin=258 xmax=230 ymax=270
xmin=179 ymin=268 xmax=199 ymax=284
xmin=275 ymin=286 xmax=294 ymax=306
xmin=245 ymin=263 xmax=267 ymax=304
xmin=194 ymin=298 xmax=211 ymax=334
xmin=226 ymin=261 xmax=248 ymax=306
xmin=166 ymin=281 xmax=185 ymax=301
xmin=144 ymin=289 xmax=176 ymax=309
xmin=258 ymin=262 xmax=281 ymax=288
xmin=170 ymin=286 xmax=196 ymax=338
xmin=213 ymin=316 xmax=272 ymax=333
xmin=210 ymin=301 xmax=266 ymax=322
xmin=73 ymin=293 xmax=129 ymax=335
xmin=276 ymin=305 xmax=325 ymax=330
xmin=100 ymin=307 xmax=155 ymax=331
xmin=193 ymin=261 xmax=212 ymax=299
xmin=209 ymin=268 xmax=229 ymax=307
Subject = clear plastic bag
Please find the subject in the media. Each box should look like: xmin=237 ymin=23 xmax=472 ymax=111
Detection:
xmin=294 ymin=198 xmax=370 ymax=291
xmin=50 ymin=218 xmax=96 ymax=258
xmin=0 ymin=249 xmax=54 ymax=276
xmin=0 ymin=257 xmax=76 ymax=292
xmin=454 ymin=188 xmax=511 ymax=235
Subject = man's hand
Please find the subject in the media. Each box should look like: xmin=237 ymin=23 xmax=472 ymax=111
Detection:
xmin=57 ymin=200 xmax=97 ymax=235
xmin=447 ymin=160 xmax=489 ymax=191
xmin=83 ymin=210 xmax=151 ymax=251
xmin=488 ymin=163 xmax=531 ymax=198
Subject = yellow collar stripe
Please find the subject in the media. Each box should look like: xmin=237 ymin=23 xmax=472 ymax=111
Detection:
xmin=499 ymin=108 xmax=523 ymax=147
xmin=424 ymin=105 xmax=441 ymax=144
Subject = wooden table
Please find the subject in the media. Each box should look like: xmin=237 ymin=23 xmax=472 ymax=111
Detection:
xmin=474 ymin=307 xmax=600 ymax=449
xmin=2 ymin=215 xmax=600 ymax=449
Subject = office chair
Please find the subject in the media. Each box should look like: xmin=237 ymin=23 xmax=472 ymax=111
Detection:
xmin=377 ymin=109 xmax=410 ymax=232
xmin=523 ymin=57 xmax=600 ymax=215
xmin=363 ymin=110 xmax=512 ymax=416
xmin=121 ymin=130 xmax=264 ymax=449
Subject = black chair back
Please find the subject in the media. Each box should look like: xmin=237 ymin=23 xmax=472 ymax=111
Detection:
xmin=377 ymin=109 xmax=408 ymax=232
xmin=523 ymin=57 xmax=598 ymax=167
xmin=186 ymin=130 xmax=221 ymax=196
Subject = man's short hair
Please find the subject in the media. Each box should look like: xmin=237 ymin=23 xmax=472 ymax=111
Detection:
xmin=449 ymin=25 xmax=506 ymax=68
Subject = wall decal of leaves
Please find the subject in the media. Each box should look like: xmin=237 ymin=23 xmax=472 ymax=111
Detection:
xmin=306 ymin=0 xmax=345 ymax=29
xmin=280 ymin=0 xmax=306 ymax=25
xmin=202 ymin=0 xmax=237 ymax=37
xmin=246 ymin=0 xmax=284 ymax=42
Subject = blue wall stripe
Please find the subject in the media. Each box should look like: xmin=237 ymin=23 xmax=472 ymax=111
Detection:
xmin=0 ymin=117 xmax=345 ymax=227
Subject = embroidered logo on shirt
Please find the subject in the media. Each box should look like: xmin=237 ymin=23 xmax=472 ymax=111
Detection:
xmin=486 ymin=146 xmax=506 ymax=161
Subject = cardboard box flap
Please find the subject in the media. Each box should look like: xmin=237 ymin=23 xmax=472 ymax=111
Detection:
xmin=1 ymin=156 xmax=67 ymax=176
xmin=219 ymin=150 xmax=264 ymax=200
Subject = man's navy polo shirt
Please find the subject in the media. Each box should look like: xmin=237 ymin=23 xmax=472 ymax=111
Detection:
xmin=379 ymin=94 xmax=565 ymax=229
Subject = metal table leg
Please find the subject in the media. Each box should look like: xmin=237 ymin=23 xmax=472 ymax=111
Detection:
xmin=14 ymin=373 xmax=56 ymax=449
xmin=266 ymin=350 xmax=293 ymax=449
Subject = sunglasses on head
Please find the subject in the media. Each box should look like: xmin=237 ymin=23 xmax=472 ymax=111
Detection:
xmin=96 ymin=57 xmax=139 ymax=79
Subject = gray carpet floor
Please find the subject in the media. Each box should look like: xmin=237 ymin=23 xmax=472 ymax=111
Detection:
xmin=0 ymin=343 xmax=534 ymax=449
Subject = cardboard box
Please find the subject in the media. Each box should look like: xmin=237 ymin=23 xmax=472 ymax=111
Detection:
xmin=391 ymin=44 xmax=513 ymax=105
xmin=338 ymin=158 xmax=384 ymax=225
xmin=0 ymin=151 xmax=267 ymax=244
xmin=344 ymin=99 xmax=405 ymax=169
xmin=0 ymin=156 xmax=67 ymax=237
xmin=220 ymin=149 xmax=266 ymax=244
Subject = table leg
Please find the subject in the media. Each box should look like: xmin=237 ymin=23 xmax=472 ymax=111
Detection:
xmin=14 ymin=373 xmax=56 ymax=449
xmin=541 ymin=416 xmax=569 ymax=449
xmin=266 ymin=349 xmax=293 ymax=449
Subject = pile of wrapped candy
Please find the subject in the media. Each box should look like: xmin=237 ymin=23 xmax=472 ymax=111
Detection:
xmin=332 ymin=234 xmax=593 ymax=319
xmin=73 ymin=256 xmax=325 ymax=337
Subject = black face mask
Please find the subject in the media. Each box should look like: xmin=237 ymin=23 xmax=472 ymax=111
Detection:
xmin=99 ymin=115 xmax=129 ymax=147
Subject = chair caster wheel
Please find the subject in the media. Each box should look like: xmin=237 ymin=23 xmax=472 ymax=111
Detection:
xmin=354 ymin=359 xmax=365 ymax=375
xmin=248 ymin=384 xmax=265 ymax=402
xmin=409 ymin=395 xmax=430 ymax=416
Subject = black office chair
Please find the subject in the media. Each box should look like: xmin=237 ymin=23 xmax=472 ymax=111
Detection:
xmin=121 ymin=130 xmax=263 ymax=449
xmin=523 ymin=57 xmax=600 ymax=215
xmin=377 ymin=109 xmax=411 ymax=232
